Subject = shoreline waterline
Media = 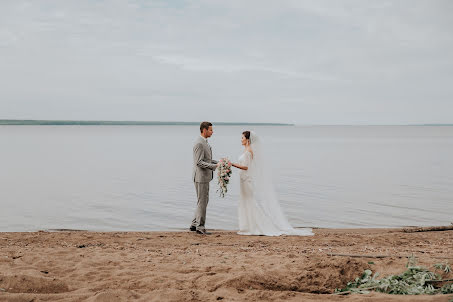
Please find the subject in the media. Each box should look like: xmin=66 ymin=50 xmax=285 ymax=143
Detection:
xmin=2 ymin=225 xmax=450 ymax=233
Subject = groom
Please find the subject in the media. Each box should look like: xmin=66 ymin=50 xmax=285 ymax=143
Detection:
xmin=190 ymin=121 xmax=219 ymax=235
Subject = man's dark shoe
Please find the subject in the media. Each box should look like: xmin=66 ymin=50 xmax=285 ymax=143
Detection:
xmin=196 ymin=229 xmax=211 ymax=235
xmin=189 ymin=226 xmax=196 ymax=232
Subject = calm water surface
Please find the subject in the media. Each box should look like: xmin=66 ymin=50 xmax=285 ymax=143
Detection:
xmin=1 ymin=125 xmax=452 ymax=231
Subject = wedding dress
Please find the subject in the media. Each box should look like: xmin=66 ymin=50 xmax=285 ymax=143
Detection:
xmin=237 ymin=132 xmax=313 ymax=236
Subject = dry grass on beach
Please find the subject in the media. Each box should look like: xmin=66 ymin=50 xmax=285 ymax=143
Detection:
xmin=0 ymin=228 xmax=452 ymax=301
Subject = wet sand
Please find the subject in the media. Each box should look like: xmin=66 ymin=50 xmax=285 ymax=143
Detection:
xmin=0 ymin=228 xmax=452 ymax=301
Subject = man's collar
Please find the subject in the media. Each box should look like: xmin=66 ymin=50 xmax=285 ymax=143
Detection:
xmin=200 ymin=135 xmax=210 ymax=146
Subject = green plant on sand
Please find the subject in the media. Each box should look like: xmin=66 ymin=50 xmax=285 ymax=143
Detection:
xmin=335 ymin=256 xmax=453 ymax=295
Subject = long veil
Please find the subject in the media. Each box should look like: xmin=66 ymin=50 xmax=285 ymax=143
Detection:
xmin=248 ymin=131 xmax=313 ymax=235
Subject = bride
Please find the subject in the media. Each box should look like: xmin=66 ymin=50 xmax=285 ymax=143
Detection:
xmin=231 ymin=131 xmax=313 ymax=236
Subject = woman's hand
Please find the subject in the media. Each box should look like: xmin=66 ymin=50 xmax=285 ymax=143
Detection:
xmin=232 ymin=163 xmax=248 ymax=170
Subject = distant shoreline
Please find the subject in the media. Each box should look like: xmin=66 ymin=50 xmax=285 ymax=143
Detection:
xmin=0 ymin=119 xmax=293 ymax=126
xmin=0 ymin=120 xmax=452 ymax=126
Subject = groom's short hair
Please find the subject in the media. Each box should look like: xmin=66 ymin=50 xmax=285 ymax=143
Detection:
xmin=200 ymin=121 xmax=212 ymax=133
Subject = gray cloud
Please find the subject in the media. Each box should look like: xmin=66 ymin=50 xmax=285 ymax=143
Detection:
xmin=0 ymin=0 xmax=452 ymax=124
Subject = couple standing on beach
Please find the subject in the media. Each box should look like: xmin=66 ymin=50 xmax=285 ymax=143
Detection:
xmin=190 ymin=121 xmax=314 ymax=236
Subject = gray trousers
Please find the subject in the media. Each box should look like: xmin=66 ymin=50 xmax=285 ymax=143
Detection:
xmin=191 ymin=182 xmax=210 ymax=231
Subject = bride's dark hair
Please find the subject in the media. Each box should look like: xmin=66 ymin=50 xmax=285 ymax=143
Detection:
xmin=242 ymin=131 xmax=250 ymax=140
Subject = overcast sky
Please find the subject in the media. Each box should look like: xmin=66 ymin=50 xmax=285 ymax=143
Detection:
xmin=0 ymin=0 xmax=452 ymax=124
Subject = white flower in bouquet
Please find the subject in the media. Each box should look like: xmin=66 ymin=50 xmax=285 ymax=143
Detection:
xmin=217 ymin=157 xmax=232 ymax=197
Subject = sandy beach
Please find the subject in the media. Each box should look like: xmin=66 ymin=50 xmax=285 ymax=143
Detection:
xmin=0 ymin=228 xmax=452 ymax=301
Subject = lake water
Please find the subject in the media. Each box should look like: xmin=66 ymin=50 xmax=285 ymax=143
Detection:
xmin=1 ymin=125 xmax=452 ymax=232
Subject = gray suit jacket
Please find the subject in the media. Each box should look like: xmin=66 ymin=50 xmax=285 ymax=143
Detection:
xmin=193 ymin=136 xmax=218 ymax=183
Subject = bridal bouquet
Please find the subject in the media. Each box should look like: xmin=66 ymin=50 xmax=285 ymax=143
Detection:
xmin=217 ymin=157 xmax=232 ymax=197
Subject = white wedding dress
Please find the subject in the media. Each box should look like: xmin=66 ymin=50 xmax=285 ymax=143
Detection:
xmin=237 ymin=132 xmax=314 ymax=236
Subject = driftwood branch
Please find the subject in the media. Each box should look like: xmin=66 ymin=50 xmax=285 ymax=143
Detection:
xmin=333 ymin=291 xmax=352 ymax=295
xmin=403 ymin=224 xmax=453 ymax=233
xmin=328 ymin=253 xmax=392 ymax=258
xmin=327 ymin=253 xmax=453 ymax=260
xmin=426 ymin=279 xmax=453 ymax=284
xmin=426 ymin=279 xmax=453 ymax=288
xmin=333 ymin=286 xmax=378 ymax=295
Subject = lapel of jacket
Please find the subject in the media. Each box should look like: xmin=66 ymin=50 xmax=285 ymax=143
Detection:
xmin=205 ymin=138 xmax=212 ymax=158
